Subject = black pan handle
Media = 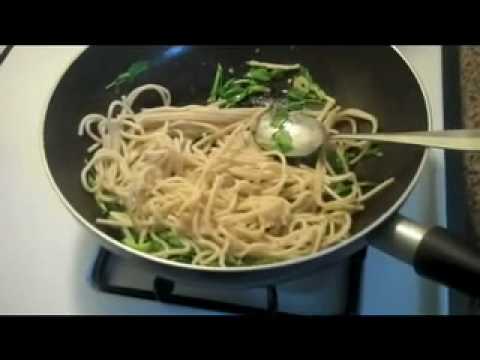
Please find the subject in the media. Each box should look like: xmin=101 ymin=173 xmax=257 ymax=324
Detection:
xmin=371 ymin=214 xmax=480 ymax=297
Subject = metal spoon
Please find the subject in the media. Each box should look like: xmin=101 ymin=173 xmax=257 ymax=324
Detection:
xmin=254 ymin=112 xmax=480 ymax=157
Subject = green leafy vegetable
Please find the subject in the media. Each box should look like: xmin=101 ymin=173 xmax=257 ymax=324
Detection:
xmin=128 ymin=61 xmax=149 ymax=78
xmin=326 ymin=150 xmax=346 ymax=174
xmin=293 ymin=75 xmax=311 ymax=95
xmin=272 ymin=129 xmax=294 ymax=154
xmin=106 ymin=60 xmax=150 ymax=92
xmin=105 ymin=73 xmax=130 ymax=91
xmin=123 ymin=235 xmax=153 ymax=252
xmin=226 ymin=92 xmax=249 ymax=107
xmin=212 ymin=71 xmax=270 ymax=108
xmin=271 ymin=68 xmax=295 ymax=79
xmin=222 ymin=84 xmax=244 ymax=99
xmin=207 ymin=61 xmax=325 ymax=110
xmin=149 ymin=234 xmax=167 ymax=252
xmin=208 ymin=61 xmax=303 ymax=108
xmin=120 ymin=226 xmax=191 ymax=254
xmin=289 ymin=66 xmax=327 ymax=105
xmin=245 ymin=68 xmax=272 ymax=82
xmin=122 ymin=230 xmax=160 ymax=252
xmin=245 ymin=67 xmax=294 ymax=82
xmin=208 ymin=63 xmax=224 ymax=103
xmin=150 ymin=241 xmax=165 ymax=252
xmin=246 ymin=63 xmax=296 ymax=80
xmin=122 ymin=228 xmax=192 ymax=254
xmin=159 ymin=229 xmax=184 ymax=248
xmin=334 ymin=181 xmax=353 ymax=197
xmin=286 ymin=89 xmax=325 ymax=111
xmin=247 ymin=84 xmax=270 ymax=95
xmin=219 ymin=78 xmax=237 ymax=93
xmin=287 ymin=88 xmax=307 ymax=101
xmin=232 ymin=79 xmax=252 ymax=86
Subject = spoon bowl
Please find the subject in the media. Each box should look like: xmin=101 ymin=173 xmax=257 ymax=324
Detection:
xmin=254 ymin=111 xmax=327 ymax=157
xmin=255 ymin=111 xmax=480 ymax=156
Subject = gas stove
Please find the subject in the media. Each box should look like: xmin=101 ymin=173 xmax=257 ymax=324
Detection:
xmin=0 ymin=45 xmax=448 ymax=315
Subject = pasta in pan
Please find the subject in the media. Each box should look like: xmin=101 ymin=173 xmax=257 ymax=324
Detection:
xmin=79 ymin=61 xmax=394 ymax=267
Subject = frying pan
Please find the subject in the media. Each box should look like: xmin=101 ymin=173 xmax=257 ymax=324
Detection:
xmin=42 ymin=46 xmax=480 ymax=296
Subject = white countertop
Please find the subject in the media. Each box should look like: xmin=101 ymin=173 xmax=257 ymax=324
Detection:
xmin=0 ymin=46 xmax=447 ymax=314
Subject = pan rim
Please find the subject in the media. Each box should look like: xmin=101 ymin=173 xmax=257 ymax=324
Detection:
xmin=39 ymin=45 xmax=432 ymax=273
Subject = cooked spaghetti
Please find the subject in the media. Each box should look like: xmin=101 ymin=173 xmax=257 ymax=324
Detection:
xmin=79 ymin=63 xmax=394 ymax=267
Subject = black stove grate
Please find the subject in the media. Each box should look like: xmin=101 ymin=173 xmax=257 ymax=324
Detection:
xmin=91 ymin=247 xmax=367 ymax=316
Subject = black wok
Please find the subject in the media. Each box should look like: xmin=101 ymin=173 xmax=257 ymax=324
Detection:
xmin=42 ymin=46 xmax=480 ymax=296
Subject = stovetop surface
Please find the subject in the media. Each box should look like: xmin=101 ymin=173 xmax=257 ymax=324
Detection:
xmin=92 ymin=247 xmax=368 ymax=315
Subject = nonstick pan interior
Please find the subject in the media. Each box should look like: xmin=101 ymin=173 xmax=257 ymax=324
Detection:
xmin=43 ymin=45 xmax=429 ymax=263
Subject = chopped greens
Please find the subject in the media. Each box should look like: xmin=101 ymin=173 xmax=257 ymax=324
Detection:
xmin=123 ymin=235 xmax=154 ymax=252
xmin=208 ymin=63 xmax=224 ymax=103
xmin=160 ymin=229 xmax=185 ymax=248
xmin=245 ymin=68 xmax=272 ymax=82
xmin=121 ymin=227 xmax=189 ymax=254
xmin=270 ymin=68 xmax=293 ymax=79
xmin=245 ymin=67 xmax=295 ymax=82
xmin=247 ymin=84 xmax=270 ymax=96
xmin=207 ymin=61 xmax=302 ymax=108
xmin=122 ymin=230 xmax=163 ymax=253
xmin=128 ymin=61 xmax=150 ymax=78
xmin=326 ymin=150 xmax=346 ymax=174
xmin=287 ymin=87 xmax=307 ymax=101
xmin=334 ymin=181 xmax=353 ymax=197
xmin=208 ymin=64 xmax=271 ymax=107
xmin=290 ymin=66 xmax=326 ymax=103
xmin=272 ymin=129 xmax=294 ymax=154
xmin=206 ymin=61 xmax=332 ymax=155
xmin=293 ymin=75 xmax=311 ymax=95
xmin=106 ymin=61 xmax=150 ymax=93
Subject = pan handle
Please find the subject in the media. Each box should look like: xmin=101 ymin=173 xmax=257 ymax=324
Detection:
xmin=371 ymin=214 xmax=480 ymax=297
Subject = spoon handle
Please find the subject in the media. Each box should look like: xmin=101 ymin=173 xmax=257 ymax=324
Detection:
xmin=332 ymin=129 xmax=480 ymax=151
